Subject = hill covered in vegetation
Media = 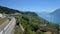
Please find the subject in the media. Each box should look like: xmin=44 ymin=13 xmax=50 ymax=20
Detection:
xmin=0 ymin=6 xmax=22 ymax=14
xmin=0 ymin=6 xmax=59 ymax=34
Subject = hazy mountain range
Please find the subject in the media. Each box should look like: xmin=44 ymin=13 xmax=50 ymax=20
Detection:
xmin=50 ymin=9 xmax=60 ymax=17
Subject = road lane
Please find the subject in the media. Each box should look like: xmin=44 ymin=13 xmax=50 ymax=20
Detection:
xmin=4 ymin=17 xmax=16 ymax=34
xmin=0 ymin=17 xmax=16 ymax=34
xmin=0 ymin=20 xmax=9 ymax=32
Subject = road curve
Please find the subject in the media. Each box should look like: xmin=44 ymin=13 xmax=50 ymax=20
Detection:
xmin=0 ymin=17 xmax=16 ymax=34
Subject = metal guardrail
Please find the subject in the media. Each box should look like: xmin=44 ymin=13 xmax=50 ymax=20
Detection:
xmin=0 ymin=17 xmax=16 ymax=34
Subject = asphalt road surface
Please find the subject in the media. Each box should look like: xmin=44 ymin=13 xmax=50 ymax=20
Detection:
xmin=0 ymin=17 xmax=16 ymax=34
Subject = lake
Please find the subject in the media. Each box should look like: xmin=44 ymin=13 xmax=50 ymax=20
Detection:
xmin=37 ymin=13 xmax=60 ymax=25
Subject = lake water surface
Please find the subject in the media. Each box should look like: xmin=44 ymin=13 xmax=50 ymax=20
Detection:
xmin=38 ymin=14 xmax=60 ymax=25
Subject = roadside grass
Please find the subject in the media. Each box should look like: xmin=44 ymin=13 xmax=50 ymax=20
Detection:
xmin=0 ymin=17 xmax=8 ymax=25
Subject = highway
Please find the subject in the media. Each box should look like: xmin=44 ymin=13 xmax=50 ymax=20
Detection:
xmin=0 ymin=19 xmax=9 ymax=34
xmin=0 ymin=17 xmax=16 ymax=34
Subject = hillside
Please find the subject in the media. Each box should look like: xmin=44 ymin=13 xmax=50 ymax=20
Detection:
xmin=0 ymin=6 xmax=23 ymax=14
xmin=0 ymin=6 xmax=59 ymax=34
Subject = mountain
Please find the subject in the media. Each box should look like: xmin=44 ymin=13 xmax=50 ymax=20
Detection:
xmin=50 ymin=9 xmax=60 ymax=17
xmin=0 ymin=6 xmax=38 ymax=16
xmin=36 ymin=12 xmax=50 ymax=15
xmin=0 ymin=6 xmax=23 ymax=14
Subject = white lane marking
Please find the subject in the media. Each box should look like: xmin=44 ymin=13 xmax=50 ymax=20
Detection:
xmin=0 ymin=30 xmax=3 ymax=34
xmin=4 ymin=17 xmax=13 ymax=30
xmin=4 ymin=17 xmax=16 ymax=34
xmin=0 ymin=17 xmax=16 ymax=34
xmin=4 ymin=21 xmax=11 ymax=30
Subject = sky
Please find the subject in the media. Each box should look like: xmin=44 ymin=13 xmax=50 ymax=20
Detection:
xmin=0 ymin=0 xmax=60 ymax=12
